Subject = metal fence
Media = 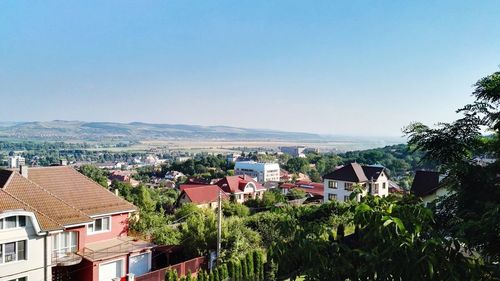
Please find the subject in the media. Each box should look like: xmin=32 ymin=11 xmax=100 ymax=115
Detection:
xmin=135 ymin=256 xmax=206 ymax=281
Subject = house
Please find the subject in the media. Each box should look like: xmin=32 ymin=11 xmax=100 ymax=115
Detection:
xmin=215 ymin=175 xmax=266 ymax=203
xmin=234 ymin=161 xmax=280 ymax=183
xmin=411 ymin=170 xmax=449 ymax=205
xmin=164 ymin=171 xmax=186 ymax=181
xmin=279 ymin=146 xmax=306 ymax=158
xmin=109 ymin=170 xmax=139 ymax=187
xmin=323 ymin=163 xmax=390 ymax=203
xmin=0 ymin=168 xmax=91 ymax=281
xmin=280 ymin=181 xmax=324 ymax=200
xmin=0 ymin=166 xmax=155 ymax=281
xmin=7 ymin=155 xmax=25 ymax=168
xmin=178 ymin=185 xmax=229 ymax=209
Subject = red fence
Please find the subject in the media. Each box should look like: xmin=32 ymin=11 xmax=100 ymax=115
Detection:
xmin=135 ymin=256 xmax=206 ymax=281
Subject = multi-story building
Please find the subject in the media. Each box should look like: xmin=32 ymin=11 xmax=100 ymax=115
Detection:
xmin=323 ymin=163 xmax=389 ymax=203
xmin=7 ymin=156 xmax=25 ymax=169
xmin=0 ymin=166 xmax=154 ymax=281
xmin=234 ymin=161 xmax=280 ymax=183
xmin=279 ymin=146 xmax=306 ymax=158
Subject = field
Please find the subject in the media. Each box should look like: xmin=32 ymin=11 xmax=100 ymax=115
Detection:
xmin=85 ymin=138 xmax=403 ymax=154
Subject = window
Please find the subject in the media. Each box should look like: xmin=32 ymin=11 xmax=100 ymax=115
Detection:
xmin=328 ymin=181 xmax=337 ymax=189
xmin=382 ymin=182 xmax=387 ymax=189
xmin=328 ymin=193 xmax=337 ymax=201
xmin=374 ymin=184 xmax=379 ymax=194
xmin=52 ymin=232 xmax=78 ymax=257
xmin=88 ymin=217 xmax=111 ymax=234
xmin=344 ymin=195 xmax=350 ymax=202
xmin=0 ymin=240 xmax=27 ymax=263
xmin=9 ymin=277 xmax=28 ymax=281
xmin=345 ymin=183 xmax=354 ymax=191
xmin=8 ymin=277 xmax=27 ymax=281
xmin=0 ymin=216 xmax=27 ymax=230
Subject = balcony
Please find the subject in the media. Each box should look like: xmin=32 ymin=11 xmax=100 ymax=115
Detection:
xmin=81 ymin=236 xmax=155 ymax=262
xmin=52 ymin=251 xmax=82 ymax=266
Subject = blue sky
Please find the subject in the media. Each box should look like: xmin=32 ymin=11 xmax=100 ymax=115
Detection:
xmin=1 ymin=1 xmax=499 ymax=137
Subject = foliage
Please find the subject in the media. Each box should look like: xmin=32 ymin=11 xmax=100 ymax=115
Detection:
xmin=285 ymin=157 xmax=310 ymax=174
xmin=404 ymin=70 xmax=500 ymax=270
xmin=271 ymin=195 xmax=482 ymax=281
xmin=287 ymin=188 xmax=307 ymax=200
xmin=222 ymin=201 xmax=250 ymax=217
xmin=79 ymin=164 xmax=109 ymax=187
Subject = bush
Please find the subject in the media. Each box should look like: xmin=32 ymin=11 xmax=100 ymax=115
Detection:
xmin=246 ymin=252 xmax=254 ymax=278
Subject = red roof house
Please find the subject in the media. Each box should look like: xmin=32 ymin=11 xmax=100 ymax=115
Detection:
xmin=178 ymin=185 xmax=229 ymax=209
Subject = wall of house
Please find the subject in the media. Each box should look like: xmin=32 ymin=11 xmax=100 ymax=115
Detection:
xmin=422 ymin=187 xmax=451 ymax=206
xmin=79 ymin=213 xmax=130 ymax=245
xmin=0 ymin=213 xmax=50 ymax=281
xmin=323 ymin=180 xmax=369 ymax=203
xmin=372 ymin=172 xmax=389 ymax=197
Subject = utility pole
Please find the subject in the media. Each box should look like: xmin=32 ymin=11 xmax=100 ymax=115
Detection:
xmin=216 ymin=190 xmax=222 ymax=265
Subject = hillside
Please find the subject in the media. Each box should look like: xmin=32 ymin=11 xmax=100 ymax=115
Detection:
xmin=0 ymin=120 xmax=328 ymax=141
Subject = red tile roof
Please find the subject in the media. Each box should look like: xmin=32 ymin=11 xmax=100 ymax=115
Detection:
xmin=280 ymin=181 xmax=324 ymax=197
xmin=215 ymin=175 xmax=265 ymax=193
xmin=28 ymin=166 xmax=137 ymax=216
xmin=182 ymin=185 xmax=229 ymax=205
xmin=0 ymin=169 xmax=92 ymax=232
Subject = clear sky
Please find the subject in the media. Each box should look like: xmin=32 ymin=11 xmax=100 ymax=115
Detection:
xmin=1 ymin=1 xmax=499 ymax=137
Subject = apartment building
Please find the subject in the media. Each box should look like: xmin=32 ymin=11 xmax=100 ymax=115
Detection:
xmin=234 ymin=161 xmax=280 ymax=183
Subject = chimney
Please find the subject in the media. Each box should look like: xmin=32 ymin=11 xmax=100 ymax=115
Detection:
xmin=60 ymin=159 xmax=68 ymax=166
xmin=19 ymin=165 xmax=28 ymax=178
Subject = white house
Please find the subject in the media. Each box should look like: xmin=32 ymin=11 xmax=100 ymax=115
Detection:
xmin=411 ymin=170 xmax=450 ymax=205
xmin=234 ymin=161 xmax=280 ymax=183
xmin=323 ymin=163 xmax=389 ymax=203
xmin=7 ymin=156 xmax=25 ymax=169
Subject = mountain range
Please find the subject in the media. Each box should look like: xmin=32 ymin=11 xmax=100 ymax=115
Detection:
xmin=0 ymin=120 xmax=331 ymax=142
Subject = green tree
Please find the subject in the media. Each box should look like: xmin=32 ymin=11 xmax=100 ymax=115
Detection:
xmin=404 ymin=71 xmax=500 ymax=271
xmin=78 ymin=164 xmax=108 ymax=187
xmin=246 ymin=252 xmax=254 ymax=278
xmin=287 ymin=188 xmax=307 ymax=200
xmin=286 ymin=157 xmax=310 ymax=174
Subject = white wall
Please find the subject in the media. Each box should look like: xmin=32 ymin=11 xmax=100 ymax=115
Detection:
xmin=234 ymin=162 xmax=280 ymax=182
xmin=0 ymin=213 xmax=50 ymax=281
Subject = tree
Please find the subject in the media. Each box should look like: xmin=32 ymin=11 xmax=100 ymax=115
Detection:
xmin=271 ymin=195 xmax=482 ymax=280
xmin=404 ymin=71 xmax=500 ymax=270
xmin=78 ymin=164 xmax=108 ymax=187
xmin=287 ymin=188 xmax=307 ymax=200
xmin=286 ymin=157 xmax=309 ymax=174
xmin=223 ymin=201 xmax=250 ymax=217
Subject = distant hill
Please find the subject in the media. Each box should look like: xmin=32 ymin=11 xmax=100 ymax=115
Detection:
xmin=0 ymin=120 xmax=329 ymax=141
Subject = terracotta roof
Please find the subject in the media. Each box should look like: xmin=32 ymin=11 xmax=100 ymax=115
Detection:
xmin=324 ymin=163 xmax=369 ymax=182
xmin=28 ymin=166 xmax=136 ymax=216
xmin=411 ymin=171 xmax=441 ymax=197
xmin=181 ymin=185 xmax=228 ymax=205
xmin=180 ymin=183 xmax=211 ymax=191
xmin=215 ymin=175 xmax=265 ymax=193
xmin=0 ymin=170 xmax=91 ymax=232
xmin=280 ymin=181 xmax=324 ymax=197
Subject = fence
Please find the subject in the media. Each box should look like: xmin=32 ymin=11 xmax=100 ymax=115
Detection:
xmin=135 ymin=256 xmax=206 ymax=281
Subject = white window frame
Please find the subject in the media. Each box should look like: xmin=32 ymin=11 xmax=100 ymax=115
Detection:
xmin=328 ymin=181 xmax=337 ymax=189
xmin=99 ymin=257 xmax=126 ymax=280
xmin=328 ymin=193 xmax=337 ymax=201
xmin=0 ymin=239 xmax=28 ymax=265
xmin=344 ymin=195 xmax=350 ymax=202
xmin=87 ymin=216 xmax=111 ymax=235
xmin=0 ymin=216 xmax=27 ymax=231
xmin=52 ymin=231 xmax=78 ymax=257
xmin=129 ymin=252 xmax=152 ymax=276
xmin=345 ymin=183 xmax=354 ymax=191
